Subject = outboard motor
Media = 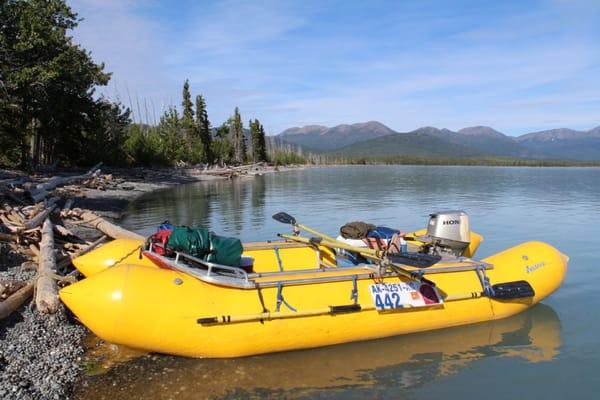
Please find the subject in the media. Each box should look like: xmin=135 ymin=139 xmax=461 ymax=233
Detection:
xmin=424 ymin=210 xmax=471 ymax=256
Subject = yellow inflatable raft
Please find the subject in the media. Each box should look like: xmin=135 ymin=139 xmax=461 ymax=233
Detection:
xmin=60 ymin=236 xmax=567 ymax=358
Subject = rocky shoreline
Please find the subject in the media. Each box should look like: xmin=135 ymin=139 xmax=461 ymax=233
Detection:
xmin=0 ymin=164 xmax=295 ymax=399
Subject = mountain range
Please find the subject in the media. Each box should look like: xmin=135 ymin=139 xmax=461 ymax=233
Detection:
xmin=277 ymin=122 xmax=600 ymax=161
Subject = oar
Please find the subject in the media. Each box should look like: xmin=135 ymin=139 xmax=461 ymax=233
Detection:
xmin=198 ymin=304 xmax=371 ymax=325
xmin=272 ymin=212 xmax=338 ymax=243
xmin=278 ymin=233 xmax=421 ymax=283
xmin=273 ymin=212 xmax=437 ymax=262
xmin=273 ymin=212 xmax=431 ymax=282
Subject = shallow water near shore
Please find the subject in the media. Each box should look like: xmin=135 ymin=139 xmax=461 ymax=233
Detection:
xmin=77 ymin=165 xmax=600 ymax=399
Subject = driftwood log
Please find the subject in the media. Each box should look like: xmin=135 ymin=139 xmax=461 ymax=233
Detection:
xmin=0 ymin=281 xmax=34 ymax=320
xmin=60 ymin=199 xmax=74 ymax=217
xmin=76 ymin=210 xmax=144 ymax=240
xmin=0 ymin=232 xmax=17 ymax=242
xmin=35 ymin=219 xmax=59 ymax=314
xmin=24 ymin=203 xmax=57 ymax=231
xmin=58 ymin=235 xmax=108 ymax=271
xmin=25 ymin=162 xmax=102 ymax=202
xmin=0 ymin=280 xmax=27 ymax=299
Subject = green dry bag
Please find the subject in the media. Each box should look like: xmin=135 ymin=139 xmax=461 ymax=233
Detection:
xmin=166 ymin=227 xmax=211 ymax=259
xmin=207 ymin=234 xmax=243 ymax=267
xmin=166 ymin=226 xmax=243 ymax=267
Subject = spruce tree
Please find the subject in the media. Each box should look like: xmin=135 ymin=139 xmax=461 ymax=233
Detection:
xmin=257 ymin=122 xmax=268 ymax=162
xmin=250 ymin=119 xmax=259 ymax=162
xmin=250 ymin=119 xmax=268 ymax=162
xmin=0 ymin=0 xmax=111 ymax=167
xmin=230 ymin=107 xmax=246 ymax=163
xmin=182 ymin=79 xmax=194 ymax=122
xmin=181 ymin=79 xmax=195 ymax=160
xmin=195 ymin=95 xmax=212 ymax=164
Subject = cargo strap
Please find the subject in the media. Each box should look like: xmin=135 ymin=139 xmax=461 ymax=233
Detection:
xmin=274 ymin=247 xmax=284 ymax=272
xmin=275 ymin=283 xmax=297 ymax=312
xmin=350 ymin=275 xmax=358 ymax=304
xmin=475 ymin=265 xmax=495 ymax=297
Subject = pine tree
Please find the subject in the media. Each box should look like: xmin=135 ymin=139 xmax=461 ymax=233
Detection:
xmin=249 ymin=119 xmax=259 ymax=162
xmin=195 ymin=95 xmax=212 ymax=164
xmin=257 ymin=122 xmax=268 ymax=162
xmin=230 ymin=107 xmax=246 ymax=163
xmin=250 ymin=119 xmax=268 ymax=162
xmin=182 ymin=79 xmax=194 ymax=122
xmin=181 ymin=79 xmax=195 ymax=160
xmin=0 ymin=0 xmax=111 ymax=167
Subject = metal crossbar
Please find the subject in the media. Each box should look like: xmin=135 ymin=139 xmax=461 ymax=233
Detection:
xmin=148 ymin=248 xmax=492 ymax=290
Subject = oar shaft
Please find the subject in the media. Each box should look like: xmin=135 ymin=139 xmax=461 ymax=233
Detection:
xmin=280 ymin=233 xmax=415 ymax=281
xmin=198 ymin=304 xmax=376 ymax=325
xmin=280 ymin=233 xmax=382 ymax=258
xmin=443 ymin=292 xmax=484 ymax=301
xmin=295 ymin=223 xmax=338 ymax=243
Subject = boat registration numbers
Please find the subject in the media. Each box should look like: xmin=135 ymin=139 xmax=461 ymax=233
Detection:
xmin=368 ymin=282 xmax=443 ymax=310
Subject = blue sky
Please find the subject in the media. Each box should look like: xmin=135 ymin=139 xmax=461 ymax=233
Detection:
xmin=71 ymin=0 xmax=600 ymax=135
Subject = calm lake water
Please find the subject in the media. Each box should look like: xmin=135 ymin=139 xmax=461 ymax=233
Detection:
xmin=76 ymin=165 xmax=600 ymax=399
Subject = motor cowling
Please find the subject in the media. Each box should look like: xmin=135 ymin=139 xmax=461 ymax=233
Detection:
xmin=425 ymin=210 xmax=471 ymax=255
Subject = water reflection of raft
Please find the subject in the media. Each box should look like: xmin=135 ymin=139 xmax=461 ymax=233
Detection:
xmin=60 ymin=233 xmax=567 ymax=357
xmin=75 ymin=304 xmax=561 ymax=399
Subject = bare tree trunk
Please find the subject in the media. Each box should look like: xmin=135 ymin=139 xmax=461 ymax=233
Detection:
xmin=0 ymin=281 xmax=34 ymax=320
xmin=36 ymin=219 xmax=59 ymax=314
xmin=77 ymin=211 xmax=144 ymax=240
xmin=25 ymin=162 xmax=102 ymax=202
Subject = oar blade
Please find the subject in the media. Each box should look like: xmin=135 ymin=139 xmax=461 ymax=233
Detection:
xmin=387 ymin=253 xmax=442 ymax=268
xmin=491 ymin=280 xmax=535 ymax=299
xmin=272 ymin=212 xmax=296 ymax=225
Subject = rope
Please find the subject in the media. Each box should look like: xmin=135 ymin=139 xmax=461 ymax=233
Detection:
xmin=110 ymin=244 xmax=144 ymax=268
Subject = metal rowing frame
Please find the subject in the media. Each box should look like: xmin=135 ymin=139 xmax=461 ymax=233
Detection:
xmin=150 ymin=245 xmax=493 ymax=290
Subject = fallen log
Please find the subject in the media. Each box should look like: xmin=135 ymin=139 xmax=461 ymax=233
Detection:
xmin=23 ymin=203 xmax=57 ymax=230
xmin=76 ymin=210 xmax=144 ymax=240
xmin=0 ymin=214 xmax=21 ymax=232
xmin=29 ymin=244 xmax=40 ymax=258
xmin=0 ymin=176 xmax=30 ymax=187
xmin=27 ymin=188 xmax=49 ymax=203
xmin=20 ymin=261 xmax=37 ymax=271
xmin=0 ymin=232 xmax=18 ymax=242
xmin=1 ymin=281 xmax=27 ymax=299
xmin=35 ymin=218 xmax=59 ymax=314
xmin=0 ymin=281 xmax=34 ymax=320
xmin=58 ymin=235 xmax=108 ymax=271
xmin=54 ymin=224 xmax=74 ymax=237
xmin=25 ymin=162 xmax=102 ymax=202
xmin=60 ymin=199 xmax=74 ymax=217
